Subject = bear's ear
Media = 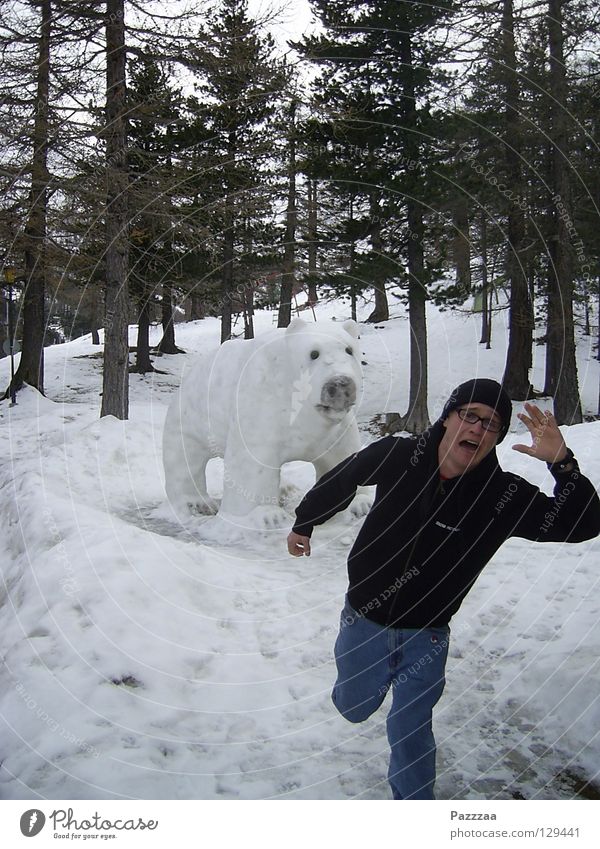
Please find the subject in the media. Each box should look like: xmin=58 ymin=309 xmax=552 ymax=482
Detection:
xmin=343 ymin=319 xmax=360 ymax=339
xmin=286 ymin=317 xmax=307 ymax=334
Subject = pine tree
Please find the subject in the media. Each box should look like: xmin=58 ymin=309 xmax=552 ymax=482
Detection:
xmin=183 ymin=0 xmax=286 ymax=344
xmin=298 ymin=0 xmax=457 ymax=432
xmin=2 ymin=0 xmax=51 ymax=399
xmin=127 ymin=53 xmax=181 ymax=373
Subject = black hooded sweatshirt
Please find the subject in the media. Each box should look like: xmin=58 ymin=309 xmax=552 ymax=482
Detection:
xmin=292 ymin=421 xmax=600 ymax=628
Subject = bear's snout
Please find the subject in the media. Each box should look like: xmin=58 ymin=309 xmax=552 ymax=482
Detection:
xmin=320 ymin=376 xmax=357 ymax=412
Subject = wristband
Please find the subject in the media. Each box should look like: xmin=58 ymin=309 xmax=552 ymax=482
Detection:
xmin=547 ymin=447 xmax=575 ymax=473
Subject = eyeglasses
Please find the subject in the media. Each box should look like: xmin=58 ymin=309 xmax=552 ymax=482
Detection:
xmin=456 ymin=408 xmax=502 ymax=433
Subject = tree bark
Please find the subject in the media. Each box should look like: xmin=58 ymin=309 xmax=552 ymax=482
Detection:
xmin=365 ymin=192 xmax=389 ymax=323
xmin=278 ymin=99 xmax=297 ymax=328
xmin=544 ymin=138 xmax=558 ymax=395
xmin=452 ymin=195 xmax=471 ymax=294
xmin=398 ymin=32 xmax=429 ymax=433
xmin=220 ymin=129 xmax=236 ymax=344
xmin=131 ymin=297 xmax=154 ymax=373
xmin=480 ymin=212 xmax=490 ymax=345
xmin=221 ymin=200 xmax=234 ymax=343
xmin=307 ymin=178 xmax=318 ymax=305
xmin=101 ymin=0 xmax=129 ymax=419
xmin=544 ymin=0 xmax=582 ymax=424
xmin=6 ymin=0 xmax=51 ymax=398
xmin=501 ymin=0 xmax=533 ymax=400
xmin=156 ymin=281 xmax=182 ymax=353
xmin=89 ymin=287 xmax=101 ymax=345
xmin=190 ymin=289 xmax=204 ymax=320
xmin=403 ymin=199 xmax=430 ymax=432
xmin=349 ymin=196 xmax=357 ymax=323
xmin=243 ymin=282 xmax=254 ymax=339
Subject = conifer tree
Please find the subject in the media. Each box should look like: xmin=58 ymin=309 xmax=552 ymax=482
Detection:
xmin=127 ymin=53 xmax=181 ymax=373
xmin=1 ymin=0 xmax=52 ymax=399
xmin=298 ymin=0 xmax=457 ymax=432
xmin=183 ymin=0 xmax=286 ymax=343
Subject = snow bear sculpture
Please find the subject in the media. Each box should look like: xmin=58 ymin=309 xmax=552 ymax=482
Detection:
xmin=162 ymin=318 xmax=365 ymax=520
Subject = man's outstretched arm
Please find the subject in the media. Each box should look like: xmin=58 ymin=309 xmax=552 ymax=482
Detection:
xmin=287 ymin=435 xmax=401 ymax=556
xmin=511 ymin=403 xmax=600 ymax=542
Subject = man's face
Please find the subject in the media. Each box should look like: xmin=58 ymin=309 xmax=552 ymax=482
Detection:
xmin=438 ymin=403 xmax=501 ymax=477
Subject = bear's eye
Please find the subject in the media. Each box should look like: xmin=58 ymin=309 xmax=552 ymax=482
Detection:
xmin=310 ymin=350 xmax=319 ymax=360
xmin=345 ymin=346 xmax=354 ymax=356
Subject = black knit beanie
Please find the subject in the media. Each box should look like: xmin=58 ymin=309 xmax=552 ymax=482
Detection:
xmin=441 ymin=379 xmax=512 ymax=442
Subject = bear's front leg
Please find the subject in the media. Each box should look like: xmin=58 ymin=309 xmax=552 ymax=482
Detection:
xmin=163 ymin=422 xmax=219 ymax=519
xmin=220 ymin=439 xmax=283 ymax=519
xmin=312 ymin=421 xmax=373 ymax=518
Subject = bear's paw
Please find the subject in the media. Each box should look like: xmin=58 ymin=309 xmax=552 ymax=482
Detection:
xmin=347 ymin=492 xmax=373 ymax=519
xmin=187 ymin=496 xmax=220 ymax=516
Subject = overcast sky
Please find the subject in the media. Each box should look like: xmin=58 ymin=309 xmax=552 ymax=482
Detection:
xmin=248 ymin=0 xmax=317 ymax=48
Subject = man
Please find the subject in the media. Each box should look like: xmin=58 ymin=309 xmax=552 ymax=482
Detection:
xmin=287 ymin=379 xmax=600 ymax=800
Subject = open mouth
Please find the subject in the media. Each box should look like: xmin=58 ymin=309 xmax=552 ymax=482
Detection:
xmin=459 ymin=439 xmax=480 ymax=453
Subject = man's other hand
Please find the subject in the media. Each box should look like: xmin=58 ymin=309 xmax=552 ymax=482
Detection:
xmin=287 ymin=531 xmax=311 ymax=557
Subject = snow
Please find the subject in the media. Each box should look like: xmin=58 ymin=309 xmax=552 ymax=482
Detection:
xmin=0 ymin=298 xmax=599 ymax=800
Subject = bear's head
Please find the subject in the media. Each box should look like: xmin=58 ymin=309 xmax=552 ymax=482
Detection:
xmin=285 ymin=318 xmax=363 ymax=425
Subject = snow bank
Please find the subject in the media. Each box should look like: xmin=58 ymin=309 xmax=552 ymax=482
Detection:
xmin=1 ymin=299 xmax=599 ymax=799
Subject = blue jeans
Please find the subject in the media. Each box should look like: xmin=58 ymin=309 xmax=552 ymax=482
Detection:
xmin=332 ymin=597 xmax=450 ymax=800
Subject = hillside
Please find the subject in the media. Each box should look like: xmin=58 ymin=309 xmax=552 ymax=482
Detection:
xmin=0 ymin=298 xmax=599 ymax=800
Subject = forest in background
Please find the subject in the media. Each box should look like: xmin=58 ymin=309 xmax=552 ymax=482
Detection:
xmin=0 ymin=0 xmax=599 ymax=428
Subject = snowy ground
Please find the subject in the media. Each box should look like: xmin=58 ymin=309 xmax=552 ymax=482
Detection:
xmin=0 ymin=298 xmax=599 ymax=800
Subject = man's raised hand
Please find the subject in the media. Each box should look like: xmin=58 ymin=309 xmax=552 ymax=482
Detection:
xmin=512 ymin=402 xmax=568 ymax=464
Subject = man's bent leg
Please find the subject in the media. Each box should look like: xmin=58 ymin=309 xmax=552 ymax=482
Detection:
xmin=386 ymin=627 xmax=450 ymax=800
xmin=332 ymin=598 xmax=393 ymax=723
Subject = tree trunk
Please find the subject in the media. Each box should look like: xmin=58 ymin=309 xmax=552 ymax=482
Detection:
xmin=90 ymin=287 xmax=101 ymax=345
xmin=365 ymin=192 xmax=389 ymax=323
xmin=544 ymin=140 xmax=557 ymax=396
xmin=398 ymin=32 xmax=428 ymax=433
xmin=0 ymin=287 xmax=5 ymax=354
xmin=243 ymin=282 xmax=254 ymax=339
xmin=156 ymin=280 xmax=182 ymax=353
xmin=597 ymin=278 xmax=600 ymax=416
xmin=452 ymin=195 xmax=471 ymax=294
xmin=6 ymin=0 xmax=51 ymax=398
xmin=597 ymin=275 xmax=600 ymax=363
xmin=349 ymin=197 xmax=357 ymax=323
xmin=157 ymin=136 xmax=182 ymax=355
xmin=190 ymin=289 xmax=204 ymax=320
xmin=221 ymin=129 xmax=236 ymax=344
xmin=486 ymin=284 xmax=493 ymax=350
xmin=131 ymin=298 xmax=154 ymax=373
xmin=278 ymin=99 xmax=297 ymax=328
xmin=307 ymin=178 xmax=318 ymax=305
xmin=583 ymin=288 xmax=590 ymax=336
xmin=221 ymin=203 xmax=234 ymax=343
xmin=403 ymin=200 xmax=430 ymax=432
xmin=387 ymin=200 xmax=429 ymax=434
xmin=544 ymin=0 xmax=582 ymax=424
xmin=501 ymin=0 xmax=533 ymax=400
xmin=101 ymin=0 xmax=129 ymax=419
xmin=0 ymin=284 xmax=6 ymax=352
xmin=480 ymin=212 xmax=490 ymax=345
